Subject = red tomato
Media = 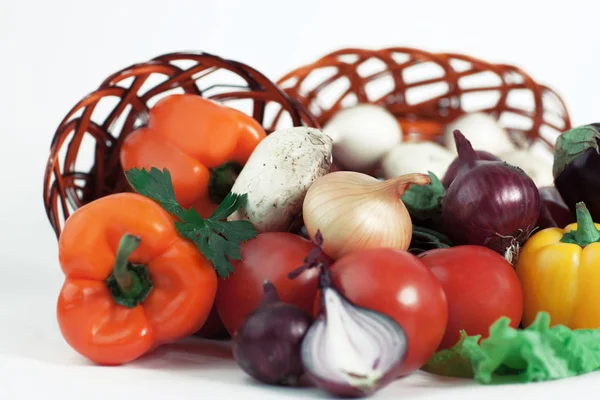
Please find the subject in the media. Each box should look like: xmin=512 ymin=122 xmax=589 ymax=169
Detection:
xmin=316 ymin=249 xmax=448 ymax=376
xmin=195 ymin=305 xmax=229 ymax=339
xmin=216 ymin=232 xmax=319 ymax=335
xmin=419 ymin=245 xmax=523 ymax=350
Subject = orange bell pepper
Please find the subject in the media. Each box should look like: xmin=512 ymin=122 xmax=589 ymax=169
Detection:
xmin=120 ymin=94 xmax=266 ymax=218
xmin=56 ymin=193 xmax=218 ymax=365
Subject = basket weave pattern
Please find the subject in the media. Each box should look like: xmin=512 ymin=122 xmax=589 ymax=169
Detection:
xmin=44 ymin=48 xmax=573 ymax=238
xmin=43 ymin=52 xmax=318 ymax=237
xmin=277 ymin=47 xmax=571 ymax=146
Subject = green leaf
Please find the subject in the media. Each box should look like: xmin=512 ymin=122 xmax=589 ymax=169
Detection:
xmin=553 ymin=125 xmax=600 ymax=179
xmin=211 ymin=192 xmax=248 ymax=220
xmin=125 ymin=167 xmax=258 ymax=279
xmin=422 ymin=312 xmax=600 ymax=384
xmin=421 ymin=331 xmax=481 ymax=378
xmin=204 ymin=233 xmax=237 ymax=277
xmin=124 ymin=167 xmax=184 ymax=219
xmin=206 ymin=219 xmax=257 ymax=243
xmin=401 ymin=171 xmax=445 ymax=224
xmin=409 ymin=225 xmax=452 ymax=255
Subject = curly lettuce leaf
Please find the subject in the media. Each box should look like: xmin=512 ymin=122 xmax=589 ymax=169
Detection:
xmin=422 ymin=312 xmax=600 ymax=384
xmin=421 ymin=331 xmax=482 ymax=378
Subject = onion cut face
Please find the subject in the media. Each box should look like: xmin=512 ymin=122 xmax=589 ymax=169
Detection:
xmin=301 ymin=278 xmax=407 ymax=397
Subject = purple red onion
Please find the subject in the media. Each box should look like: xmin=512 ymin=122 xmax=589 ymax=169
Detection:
xmin=295 ymin=235 xmax=408 ymax=398
xmin=442 ymin=149 xmax=500 ymax=188
xmin=441 ymin=130 xmax=540 ymax=262
xmin=231 ymin=281 xmax=312 ymax=386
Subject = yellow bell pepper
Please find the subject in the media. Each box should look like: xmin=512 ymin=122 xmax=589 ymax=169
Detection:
xmin=516 ymin=202 xmax=600 ymax=329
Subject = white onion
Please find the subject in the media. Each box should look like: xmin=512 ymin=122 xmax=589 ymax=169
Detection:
xmin=323 ymin=104 xmax=402 ymax=172
xmin=444 ymin=112 xmax=516 ymax=156
xmin=381 ymin=142 xmax=454 ymax=179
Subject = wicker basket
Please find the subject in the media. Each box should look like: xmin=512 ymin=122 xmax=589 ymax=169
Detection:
xmin=43 ymin=52 xmax=318 ymax=238
xmin=277 ymin=47 xmax=571 ymax=148
xmin=43 ymin=48 xmax=573 ymax=238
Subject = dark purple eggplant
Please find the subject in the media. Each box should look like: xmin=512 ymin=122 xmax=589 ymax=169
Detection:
xmin=442 ymin=131 xmax=540 ymax=262
xmin=553 ymin=124 xmax=600 ymax=221
xmin=231 ymin=281 xmax=312 ymax=386
xmin=537 ymin=186 xmax=576 ymax=229
xmin=442 ymin=149 xmax=501 ymax=188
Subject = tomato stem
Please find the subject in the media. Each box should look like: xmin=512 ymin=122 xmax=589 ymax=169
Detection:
xmin=560 ymin=202 xmax=600 ymax=247
xmin=209 ymin=162 xmax=243 ymax=204
xmin=106 ymin=233 xmax=153 ymax=308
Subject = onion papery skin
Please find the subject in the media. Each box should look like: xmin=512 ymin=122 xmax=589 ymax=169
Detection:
xmin=231 ymin=283 xmax=312 ymax=386
xmin=303 ymin=172 xmax=428 ymax=260
xmin=442 ymin=162 xmax=540 ymax=256
xmin=442 ymin=150 xmax=500 ymax=188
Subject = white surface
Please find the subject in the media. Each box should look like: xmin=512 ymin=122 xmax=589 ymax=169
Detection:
xmin=2 ymin=0 xmax=600 ymax=398
xmin=3 ymin=269 xmax=600 ymax=400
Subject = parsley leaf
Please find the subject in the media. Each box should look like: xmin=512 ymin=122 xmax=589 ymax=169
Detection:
xmin=211 ymin=192 xmax=249 ymax=220
xmin=125 ymin=167 xmax=185 ymax=219
xmin=124 ymin=167 xmax=257 ymax=278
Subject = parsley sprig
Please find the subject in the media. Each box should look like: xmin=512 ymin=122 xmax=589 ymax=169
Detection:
xmin=125 ymin=167 xmax=257 ymax=278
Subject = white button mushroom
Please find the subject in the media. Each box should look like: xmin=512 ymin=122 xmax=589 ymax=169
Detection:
xmin=444 ymin=112 xmax=516 ymax=156
xmin=227 ymin=127 xmax=333 ymax=233
xmin=381 ymin=141 xmax=455 ymax=179
xmin=323 ymin=104 xmax=402 ymax=172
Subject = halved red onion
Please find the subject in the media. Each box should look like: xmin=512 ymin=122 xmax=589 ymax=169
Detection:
xmin=301 ymin=271 xmax=408 ymax=397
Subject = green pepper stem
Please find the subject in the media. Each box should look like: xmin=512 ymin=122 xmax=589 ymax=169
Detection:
xmin=106 ymin=233 xmax=152 ymax=308
xmin=113 ymin=234 xmax=141 ymax=294
xmin=209 ymin=161 xmax=243 ymax=204
xmin=560 ymin=202 xmax=600 ymax=247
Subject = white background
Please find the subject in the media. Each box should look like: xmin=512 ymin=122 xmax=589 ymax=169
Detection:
xmin=1 ymin=0 xmax=599 ymax=398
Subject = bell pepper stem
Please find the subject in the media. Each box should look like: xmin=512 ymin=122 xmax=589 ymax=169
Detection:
xmin=209 ymin=162 xmax=243 ymax=204
xmin=106 ymin=234 xmax=153 ymax=308
xmin=113 ymin=234 xmax=141 ymax=294
xmin=560 ymin=202 xmax=600 ymax=247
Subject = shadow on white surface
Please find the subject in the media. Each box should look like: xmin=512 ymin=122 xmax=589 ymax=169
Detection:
xmin=4 ymin=253 xmax=600 ymax=399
